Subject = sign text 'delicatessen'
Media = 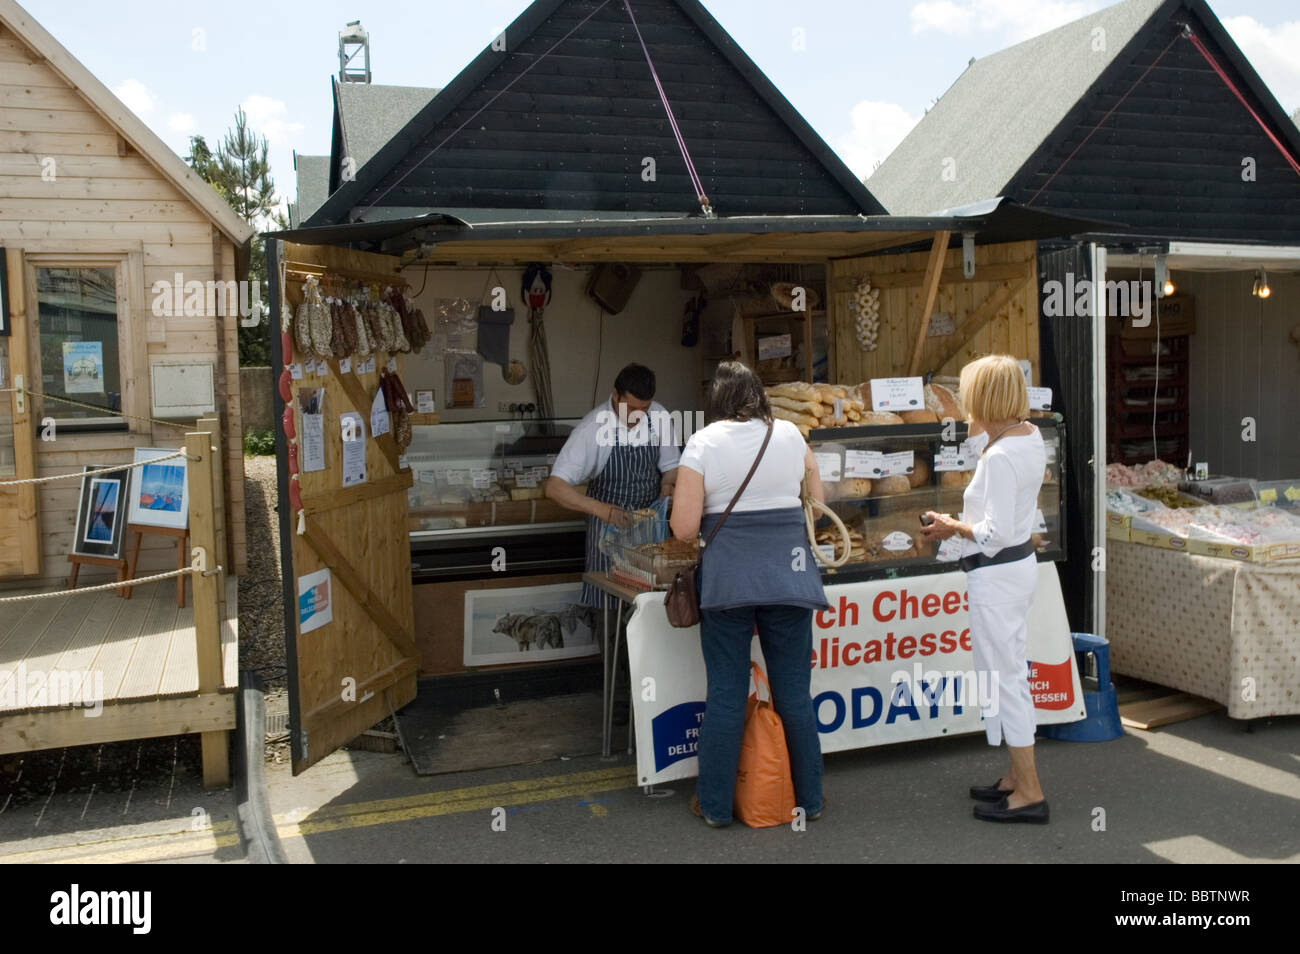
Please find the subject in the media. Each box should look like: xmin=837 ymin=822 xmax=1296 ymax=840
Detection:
xmin=627 ymin=564 xmax=1085 ymax=786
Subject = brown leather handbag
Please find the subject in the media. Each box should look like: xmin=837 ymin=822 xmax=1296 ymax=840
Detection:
xmin=665 ymin=420 xmax=773 ymax=628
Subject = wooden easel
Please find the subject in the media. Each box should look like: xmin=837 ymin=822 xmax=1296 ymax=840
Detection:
xmin=124 ymin=522 xmax=190 ymax=608
xmin=66 ymin=553 xmax=130 ymax=597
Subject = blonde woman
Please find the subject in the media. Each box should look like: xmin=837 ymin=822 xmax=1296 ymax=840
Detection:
xmin=920 ymin=355 xmax=1049 ymax=824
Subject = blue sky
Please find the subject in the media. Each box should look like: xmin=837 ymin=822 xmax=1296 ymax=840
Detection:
xmin=25 ymin=0 xmax=1300 ymax=211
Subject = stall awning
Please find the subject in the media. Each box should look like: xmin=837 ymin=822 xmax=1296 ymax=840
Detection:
xmin=267 ymin=199 xmax=1120 ymax=264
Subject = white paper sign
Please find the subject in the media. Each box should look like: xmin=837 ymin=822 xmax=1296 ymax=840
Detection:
xmin=757 ymin=333 xmax=793 ymax=361
xmin=936 ymin=537 xmax=964 ymax=562
xmin=881 ymin=531 xmax=915 ymax=552
xmin=416 ymin=390 xmax=436 ymax=414
xmin=297 ymin=568 xmax=332 ymax=634
xmin=398 ymin=454 xmax=409 ymax=470
xmin=418 ymin=470 xmax=437 ymax=484
xmin=815 ymin=452 xmax=842 ymax=482
xmin=880 ymin=451 xmax=915 ymax=478
xmin=934 ymin=442 xmax=977 ymax=472
xmin=370 ymin=386 xmax=390 ymax=437
xmin=289 ymin=362 xmax=303 ymax=380
xmin=340 ymin=356 xmax=352 ymax=374
xmin=516 ymin=474 xmax=537 ymax=489
xmin=844 ymin=449 xmax=881 ymax=479
xmin=869 ymin=377 xmax=925 ymax=412
xmin=471 ymin=469 xmax=493 ymax=489
xmin=340 ymin=412 xmax=366 ymax=487
xmin=817 ymin=544 xmax=836 ymax=562
xmin=387 ymin=356 xmax=397 ymax=373
xmin=1028 ymin=386 xmax=1052 ymax=411
xmin=302 ymin=412 xmax=325 ymax=473
xmin=445 ymin=470 xmax=466 ymax=486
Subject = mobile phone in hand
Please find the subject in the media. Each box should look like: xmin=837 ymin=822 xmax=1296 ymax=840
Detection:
xmin=919 ymin=513 xmax=935 ymax=527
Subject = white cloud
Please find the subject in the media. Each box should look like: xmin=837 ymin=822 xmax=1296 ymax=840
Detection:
xmin=1222 ymin=16 xmax=1300 ymax=117
xmin=168 ymin=113 xmax=195 ymax=134
xmin=838 ymin=100 xmax=922 ymax=179
xmin=112 ymin=79 xmax=155 ymax=117
xmin=911 ymin=0 xmax=1106 ymax=43
xmin=240 ymin=94 xmax=305 ymax=145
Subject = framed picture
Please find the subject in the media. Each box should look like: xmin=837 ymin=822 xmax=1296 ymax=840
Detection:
xmin=464 ymin=582 xmax=599 ymax=667
xmin=72 ymin=464 xmax=130 ymax=558
xmin=127 ymin=447 xmax=189 ymax=530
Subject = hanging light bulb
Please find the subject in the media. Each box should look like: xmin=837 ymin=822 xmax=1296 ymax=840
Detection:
xmin=1253 ymin=268 xmax=1271 ymax=299
xmin=1163 ymin=270 xmax=1175 ymax=297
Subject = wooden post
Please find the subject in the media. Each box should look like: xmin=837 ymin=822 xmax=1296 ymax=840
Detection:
xmin=186 ymin=430 xmax=229 ymax=788
xmin=198 ymin=414 xmax=228 ymax=623
xmin=908 ymin=230 xmax=951 ymax=376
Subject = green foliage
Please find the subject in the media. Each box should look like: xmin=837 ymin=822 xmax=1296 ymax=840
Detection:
xmin=243 ymin=430 xmax=276 ymax=457
xmin=186 ymin=111 xmax=287 ymax=368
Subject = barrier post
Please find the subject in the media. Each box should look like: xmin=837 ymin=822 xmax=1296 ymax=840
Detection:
xmin=187 ymin=430 xmax=229 ymax=788
xmin=197 ymin=414 xmax=228 ymax=622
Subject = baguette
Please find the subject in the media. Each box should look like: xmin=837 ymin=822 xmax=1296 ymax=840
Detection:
xmin=769 ymin=394 xmax=826 ymax=416
xmin=772 ymin=406 xmax=820 ymax=429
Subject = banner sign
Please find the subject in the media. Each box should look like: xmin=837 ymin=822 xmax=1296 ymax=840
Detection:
xmin=627 ymin=563 xmax=1084 ymax=787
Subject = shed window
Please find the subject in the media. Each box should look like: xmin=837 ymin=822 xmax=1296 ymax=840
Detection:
xmin=36 ymin=267 xmax=123 ymax=427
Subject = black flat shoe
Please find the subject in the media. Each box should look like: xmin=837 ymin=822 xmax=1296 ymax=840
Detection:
xmin=969 ymin=779 xmax=1015 ymax=802
xmin=973 ymin=797 xmax=1049 ymax=824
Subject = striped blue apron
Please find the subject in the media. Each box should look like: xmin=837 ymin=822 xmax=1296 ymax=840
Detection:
xmin=580 ymin=434 xmax=660 ymax=607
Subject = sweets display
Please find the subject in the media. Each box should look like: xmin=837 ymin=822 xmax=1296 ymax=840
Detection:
xmin=1106 ymin=460 xmax=1183 ymax=488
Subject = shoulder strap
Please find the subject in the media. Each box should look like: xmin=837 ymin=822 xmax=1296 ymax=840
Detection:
xmin=702 ymin=420 xmax=773 ymax=549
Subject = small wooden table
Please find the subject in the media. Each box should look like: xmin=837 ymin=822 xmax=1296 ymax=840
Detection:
xmin=582 ymin=571 xmax=648 ymax=757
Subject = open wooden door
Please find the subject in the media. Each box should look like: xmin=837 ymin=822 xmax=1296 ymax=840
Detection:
xmin=269 ymin=240 xmax=417 ymax=774
xmin=0 ymin=247 xmax=41 ymax=578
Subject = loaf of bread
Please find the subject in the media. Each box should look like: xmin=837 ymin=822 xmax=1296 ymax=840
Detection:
xmin=772 ymin=406 xmax=820 ymax=430
xmin=940 ymin=470 xmax=974 ymax=489
xmin=837 ymin=477 xmax=873 ymax=498
xmin=859 ymin=410 xmax=904 ymax=426
xmin=872 ymin=475 xmax=912 ymax=496
xmin=925 ymin=383 xmax=963 ymax=421
xmin=899 ymin=409 xmax=939 ymax=424
xmin=769 ymin=394 xmax=825 ymax=417
xmin=908 ymin=459 xmax=931 ymax=489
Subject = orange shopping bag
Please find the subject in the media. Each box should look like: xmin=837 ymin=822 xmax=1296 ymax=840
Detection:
xmin=733 ymin=661 xmax=796 ymax=828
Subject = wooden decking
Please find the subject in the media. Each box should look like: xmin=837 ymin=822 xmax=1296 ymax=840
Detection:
xmin=0 ymin=577 xmax=237 ymax=759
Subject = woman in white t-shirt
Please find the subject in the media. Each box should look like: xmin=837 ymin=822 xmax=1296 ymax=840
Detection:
xmin=670 ymin=361 xmax=829 ymax=828
xmin=921 ymin=355 xmax=1049 ymax=824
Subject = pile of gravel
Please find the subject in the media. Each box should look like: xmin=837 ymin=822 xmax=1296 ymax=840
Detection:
xmin=239 ymin=456 xmax=285 ymax=679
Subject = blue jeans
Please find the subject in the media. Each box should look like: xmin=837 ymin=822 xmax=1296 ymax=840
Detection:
xmin=695 ymin=604 xmax=823 ymax=825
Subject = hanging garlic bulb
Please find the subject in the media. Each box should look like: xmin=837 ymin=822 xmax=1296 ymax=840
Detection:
xmin=851 ymin=277 xmax=881 ymax=351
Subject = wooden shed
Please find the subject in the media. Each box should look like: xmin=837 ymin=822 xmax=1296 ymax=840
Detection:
xmin=0 ymin=0 xmax=252 ymax=585
xmin=868 ymin=0 xmax=1300 ymax=632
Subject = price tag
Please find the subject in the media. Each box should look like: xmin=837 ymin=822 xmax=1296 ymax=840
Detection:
xmin=532 ymin=466 xmax=550 ymax=479
xmin=817 ymin=544 xmax=836 ymax=562
xmin=1033 ymin=509 xmax=1048 ymax=534
xmin=505 ymin=458 xmax=523 ymax=471
xmin=546 ymin=454 xmax=558 ymax=466
xmin=495 ymin=423 xmax=512 ymax=433
xmin=815 ymin=452 xmax=842 ymax=482
xmin=387 ymin=356 xmax=397 ymax=373
xmin=366 ymin=355 xmax=378 ymax=374
xmin=1027 ymin=386 xmax=1052 ymax=411
xmin=398 ymin=455 xmax=409 ymax=470
xmin=289 ymin=362 xmax=303 ymax=380
xmin=880 ymin=451 xmax=915 ymax=478
xmin=445 ymin=471 xmax=466 ymax=486
xmin=937 ymin=537 xmax=963 ymax=562
xmin=416 ymin=390 xmax=436 ymax=414
xmin=934 ymin=442 xmax=977 ymax=472
xmin=339 ymin=356 xmax=352 ymax=374
xmin=502 ymin=469 xmax=515 ymax=479
xmin=418 ymin=470 xmax=436 ymax=484
xmin=472 ymin=469 xmax=493 ymax=489
xmin=881 ymin=531 xmax=915 ymax=552
xmin=1286 ymin=485 xmax=1300 ymax=503
xmin=1259 ymin=488 xmax=1278 ymax=504
xmin=844 ymin=449 xmax=881 ymax=478
xmin=869 ymin=377 xmax=924 ymax=412
xmin=516 ymin=474 xmax=537 ymax=489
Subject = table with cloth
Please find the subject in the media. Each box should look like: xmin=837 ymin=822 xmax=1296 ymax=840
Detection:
xmin=1105 ymin=539 xmax=1300 ymax=718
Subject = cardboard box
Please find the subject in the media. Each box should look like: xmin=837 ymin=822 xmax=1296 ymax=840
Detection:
xmin=1128 ymin=528 xmax=1190 ymax=552
xmin=1121 ymin=293 xmax=1195 ymax=339
xmin=1186 ymin=537 xmax=1300 ymax=564
xmin=1106 ymin=522 xmax=1130 ymax=542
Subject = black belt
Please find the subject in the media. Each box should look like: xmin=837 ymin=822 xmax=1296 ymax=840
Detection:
xmin=958 ymin=539 xmax=1036 ymax=573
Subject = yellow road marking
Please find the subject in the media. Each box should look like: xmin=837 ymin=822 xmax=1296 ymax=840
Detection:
xmin=275 ymin=766 xmax=637 ymax=840
xmin=0 ymin=821 xmax=240 ymax=865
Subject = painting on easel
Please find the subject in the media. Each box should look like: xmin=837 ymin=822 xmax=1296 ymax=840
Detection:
xmin=127 ymin=448 xmax=189 ymax=530
xmin=72 ymin=464 xmax=131 ymax=559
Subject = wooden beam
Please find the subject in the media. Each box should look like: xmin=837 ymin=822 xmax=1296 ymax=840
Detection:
xmin=908 ymin=231 xmax=952 ymax=376
xmin=301 ymin=472 xmax=414 ymax=516
xmin=926 ymin=274 xmax=1030 ymax=375
xmin=0 ymin=692 xmax=235 ymax=756
xmin=327 ymin=362 xmax=404 ymax=475
xmin=832 ymin=261 xmax=1033 ymax=291
xmin=300 ymin=521 xmax=417 ymax=659
xmin=829 ymin=232 xmax=934 ymax=259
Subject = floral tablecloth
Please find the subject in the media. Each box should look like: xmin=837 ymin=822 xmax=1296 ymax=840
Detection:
xmin=1106 ymin=540 xmax=1300 ymax=718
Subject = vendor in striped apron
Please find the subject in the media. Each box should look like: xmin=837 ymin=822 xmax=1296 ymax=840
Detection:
xmin=545 ymin=363 xmax=680 ymax=609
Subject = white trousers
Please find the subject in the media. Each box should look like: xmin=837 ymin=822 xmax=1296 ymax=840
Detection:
xmin=967 ymin=556 xmax=1038 ymax=747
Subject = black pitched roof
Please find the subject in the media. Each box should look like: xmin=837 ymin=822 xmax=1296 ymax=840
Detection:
xmin=305 ymin=0 xmax=884 ymax=226
xmin=869 ymin=0 xmax=1300 ymax=244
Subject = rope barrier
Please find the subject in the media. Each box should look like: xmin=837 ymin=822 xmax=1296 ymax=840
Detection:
xmin=0 ymin=564 xmax=222 ymax=604
xmin=0 ymin=449 xmax=191 ymax=486
xmin=0 ymin=386 xmax=201 ymax=431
